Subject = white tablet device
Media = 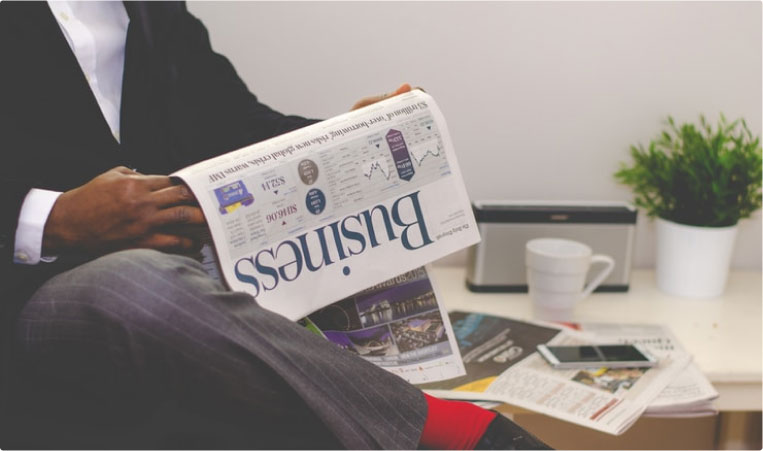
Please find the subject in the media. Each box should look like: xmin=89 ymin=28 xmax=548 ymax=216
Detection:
xmin=537 ymin=344 xmax=658 ymax=369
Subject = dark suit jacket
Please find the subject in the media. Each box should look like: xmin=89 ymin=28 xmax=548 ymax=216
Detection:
xmin=0 ymin=0 xmax=320 ymax=315
xmin=0 ymin=2 xmax=317 ymax=445
xmin=0 ymin=0 xmax=317 ymax=266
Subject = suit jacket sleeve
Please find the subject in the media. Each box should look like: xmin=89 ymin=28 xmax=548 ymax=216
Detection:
xmin=0 ymin=2 xmax=323 ymax=262
xmin=165 ymin=3 xmax=322 ymax=164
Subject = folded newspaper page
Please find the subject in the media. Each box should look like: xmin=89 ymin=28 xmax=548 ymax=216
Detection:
xmin=419 ymin=311 xmax=574 ymax=401
xmin=299 ymin=266 xmax=466 ymax=385
xmin=418 ymin=311 xmax=565 ymax=394
xmin=643 ymin=364 xmax=719 ymax=418
xmin=575 ymin=322 xmax=718 ymax=418
xmin=421 ymin=312 xmax=691 ymax=435
xmin=174 ymin=91 xmax=480 ymax=321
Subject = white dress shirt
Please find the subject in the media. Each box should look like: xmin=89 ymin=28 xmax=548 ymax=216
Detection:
xmin=13 ymin=1 xmax=129 ymax=265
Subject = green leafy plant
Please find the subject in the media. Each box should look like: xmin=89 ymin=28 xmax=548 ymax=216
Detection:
xmin=615 ymin=114 xmax=762 ymax=227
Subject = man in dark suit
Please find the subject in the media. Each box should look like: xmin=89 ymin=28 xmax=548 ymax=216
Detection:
xmin=0 ymin=2 xmax=551 ymax=449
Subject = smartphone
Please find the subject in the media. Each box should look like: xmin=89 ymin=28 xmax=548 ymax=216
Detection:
xmin=536 ymin=344 xmax=658 ymax=369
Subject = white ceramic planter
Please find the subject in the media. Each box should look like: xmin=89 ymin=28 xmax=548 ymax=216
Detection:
xmin=655 ymin=217 xmax=738 ymax=298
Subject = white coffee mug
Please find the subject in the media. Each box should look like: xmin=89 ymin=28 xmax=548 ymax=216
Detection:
xmin=525 ymin=238 xmax=615 ymax=322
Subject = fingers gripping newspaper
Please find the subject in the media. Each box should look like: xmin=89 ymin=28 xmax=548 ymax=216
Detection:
xmin=173 ymin=91 xmax=478 ymax=383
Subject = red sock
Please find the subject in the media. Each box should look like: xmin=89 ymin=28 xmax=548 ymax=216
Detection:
xmin=419 ymin=393 xmax=497 ymax=450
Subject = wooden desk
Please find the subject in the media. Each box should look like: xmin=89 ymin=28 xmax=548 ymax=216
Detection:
xmin=429 ymin=266 xmax=762 ymax=449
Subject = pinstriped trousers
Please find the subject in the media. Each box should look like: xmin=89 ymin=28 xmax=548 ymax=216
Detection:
xmin=12 ymin=249 xmax=427 ymax=449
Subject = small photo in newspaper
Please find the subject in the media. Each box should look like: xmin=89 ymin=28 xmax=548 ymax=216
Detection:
xmin=571 ymin=367 xmax=649 ymax=395
xmin=299 ymin=266 xmax=465 ymax=385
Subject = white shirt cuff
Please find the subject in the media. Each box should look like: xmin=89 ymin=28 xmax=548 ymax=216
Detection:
xmin=14 ymin=189 xmax=63 ymax=265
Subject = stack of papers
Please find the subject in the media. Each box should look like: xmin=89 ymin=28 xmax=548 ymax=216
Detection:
xmin=645 ymin=364 xmax=718 ymax=418
xmin=418 ymin=312 xmax=716 ymax=435
xmin=577 ymin=322 xmax=718 ymax=419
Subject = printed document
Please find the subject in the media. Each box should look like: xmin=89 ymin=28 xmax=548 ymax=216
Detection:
xmin=301 ymin=266 xmax=466 ymax=385
xmin=174 ymin=91 xmax=480 ymax=321
xmin=576 ymin=322 xmax=718 ymax=418
xmin=422 ymin=312 xmax=692 ymax=435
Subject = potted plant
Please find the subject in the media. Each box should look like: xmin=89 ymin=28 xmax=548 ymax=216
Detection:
xmin=615 ymin=114 xmax=762 ymax=298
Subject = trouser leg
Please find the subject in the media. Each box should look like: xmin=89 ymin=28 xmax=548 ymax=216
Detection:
xmin=13 ymin=249 xmax=427 ymax=449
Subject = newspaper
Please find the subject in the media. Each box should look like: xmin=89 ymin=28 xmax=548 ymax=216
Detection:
xmin=643 ymin=364 xmax=719 ymax=418
xmin=575 ymin=322 xmax=719 ymax=418
xmin=173 ymin=90 xmax=480 ymax=321
xmin=418 ymin=311 xmax=566 ymax=395
xmin=422 ymin=312 xmax=692 ymax=435
xmin=299 ymin=266 xmax=466 ymax=385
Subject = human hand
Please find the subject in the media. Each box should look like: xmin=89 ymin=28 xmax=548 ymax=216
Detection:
xmin=43 ymin=166 xmax=207 ymax=256
xmin=350 ymin=83 xmax=418 ymax=111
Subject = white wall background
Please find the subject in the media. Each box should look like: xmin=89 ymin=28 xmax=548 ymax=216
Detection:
xmin=189 ymin=1 xmax=762 ymax=269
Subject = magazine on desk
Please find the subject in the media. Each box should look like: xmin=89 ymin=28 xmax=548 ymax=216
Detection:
xmin=420 ymin=312 xmax=693 ymax=435
xmin=173 ymin=91 xmax=478 ymax=384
